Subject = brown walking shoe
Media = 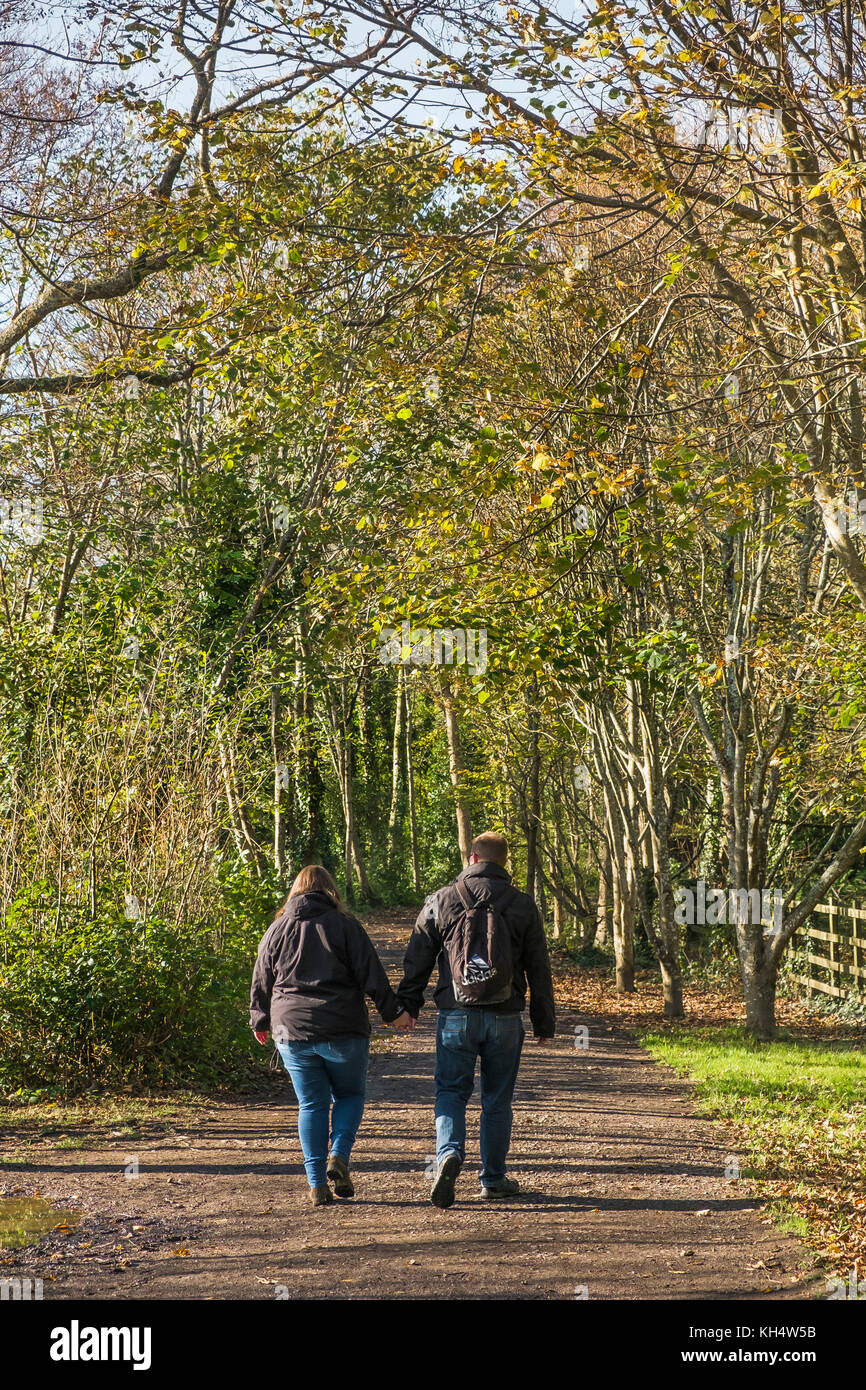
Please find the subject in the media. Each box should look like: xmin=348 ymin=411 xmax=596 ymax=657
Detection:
xmin=309 ymin=1185 xmax=334 ymax=1206
xmin=480 ymin=1177 xmax=520 ymax=1199
xmin=326 ymin=1153 xmax=355 ymax=1198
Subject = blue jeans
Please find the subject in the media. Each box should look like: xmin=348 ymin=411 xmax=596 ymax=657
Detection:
xmin=435 ymin=1009 xmax=525 ymax=1188
xmin=276 ymin=1036 xmax=369 ymax=1188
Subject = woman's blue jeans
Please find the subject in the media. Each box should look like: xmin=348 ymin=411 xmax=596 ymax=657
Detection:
xmin=276 ymin=1036 xmax=369 ymax=1188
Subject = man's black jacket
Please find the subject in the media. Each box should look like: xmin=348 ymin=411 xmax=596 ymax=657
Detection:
xmin=250 ymin=890 xmax=403 ymax=1043
xmin=396 ymin=860 xmax=556 ymax=1038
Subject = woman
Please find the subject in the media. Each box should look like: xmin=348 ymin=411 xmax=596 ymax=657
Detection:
xmin=250 ymin=865 xmax=414 ymax=1206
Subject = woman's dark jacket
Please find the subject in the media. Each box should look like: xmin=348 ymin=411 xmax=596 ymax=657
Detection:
xmin=249 ymin=891 xmax=403 ymax=1043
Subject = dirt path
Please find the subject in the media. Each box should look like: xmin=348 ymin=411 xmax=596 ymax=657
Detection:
xmin=2 ymin=911 xmax=823 ymax=1300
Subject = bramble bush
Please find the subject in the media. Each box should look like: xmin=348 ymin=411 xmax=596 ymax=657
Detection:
xmin=0 ymin=872 xmax=281 ymax=1096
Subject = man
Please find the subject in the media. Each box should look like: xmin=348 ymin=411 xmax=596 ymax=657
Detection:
xmin=397 ymin=831 xmax=555 ymax=1208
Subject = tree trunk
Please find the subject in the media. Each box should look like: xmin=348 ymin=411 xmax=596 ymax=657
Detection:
xmin=386 ymin=665 xmax=405 ymax=872
xmin=343 ymin=761 xmax=354 ymax=907
xmin=526 ymin=703 xmax=540 ymax=897
xmin=595 ymin=835 xmax=611 ymax=947
xmin=640 ymin=700 xmax=685 ymax=1018
xmin=741 ymin=951 xmax=778 ymax=1041
xmin=270 ymin=686 xmax=289 ymax=886
xmin=615 ymin=881 xmax=636 ymax=991
xmin=297 ymin=678 xmax=324 ymax=866
xmin=442 ymin=689 xmax=472 ymax=865
xmin=404 ymin=683 xmax=421 ymax=894
xmin=336 ymin=732 xmax=371 ymax=904
xmin=608 ymin=824 xmax=636 ymax=992
xmin=350 ymin=821 xmax=374 ymax=902
xmin=698 ymin=776 xmax=722 ymax=882
xmin=660 ymin=957 xmax=684 ymax=1018
xmin=536 ymin=872 xmax=547 ymax=928
xmin=551 ymin=817 xmax=563 ymax=940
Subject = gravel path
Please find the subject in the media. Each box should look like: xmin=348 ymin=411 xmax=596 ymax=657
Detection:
xmin=0 ymin=910 xmax=822 ymax=1300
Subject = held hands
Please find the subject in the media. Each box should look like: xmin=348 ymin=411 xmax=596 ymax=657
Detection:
xmin=389 ymin=1011 xmax=416 ymax=1032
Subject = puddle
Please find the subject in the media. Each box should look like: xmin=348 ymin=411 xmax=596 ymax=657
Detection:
xmin=0 ymin=1197 xmax=81 ymax=1249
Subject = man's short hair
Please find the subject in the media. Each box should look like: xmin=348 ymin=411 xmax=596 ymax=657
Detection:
xmin=470 ymin=832 xmax=508 ymax=866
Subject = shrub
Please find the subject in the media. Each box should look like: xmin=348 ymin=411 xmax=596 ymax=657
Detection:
xmin=0 ymin=874 xmax=280 ymax=1095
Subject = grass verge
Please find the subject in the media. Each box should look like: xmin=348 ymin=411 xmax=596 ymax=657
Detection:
xmin=638 ymin=1026 xmax=866 ymax=1282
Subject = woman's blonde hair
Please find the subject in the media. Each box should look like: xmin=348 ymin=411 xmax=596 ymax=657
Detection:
xmin=284 ymin=863 xmax=341 ymax=909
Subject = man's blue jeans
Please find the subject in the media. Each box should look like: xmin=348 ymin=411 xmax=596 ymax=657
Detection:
xmin=435 ymin=1009 xmax=525 ymax=1188
xmin=276 ymin=1036 xmax=369 ymax=1188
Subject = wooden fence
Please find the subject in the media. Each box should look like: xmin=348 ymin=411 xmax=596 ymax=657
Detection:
xmin=787 ymin=902 xmax=866 ymax=1001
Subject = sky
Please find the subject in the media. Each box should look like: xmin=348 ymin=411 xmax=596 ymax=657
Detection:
xmin=25 ymin=0 xmax=596 ymax=138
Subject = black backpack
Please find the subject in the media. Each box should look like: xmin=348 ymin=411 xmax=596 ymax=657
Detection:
xmin=444 ymin=879 xmax=518 ymax=1005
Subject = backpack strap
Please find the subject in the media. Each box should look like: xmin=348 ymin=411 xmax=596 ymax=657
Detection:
xmin=455 ymin=878 xmax=518 ymax=913
xmin=455 ymin=878 xmax=476 ymax=911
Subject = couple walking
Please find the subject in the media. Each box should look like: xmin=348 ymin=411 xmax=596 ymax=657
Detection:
xmin=249 ymin=831 xmax=555 ymax=1208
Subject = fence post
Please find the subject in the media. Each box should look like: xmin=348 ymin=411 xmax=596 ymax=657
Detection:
xmin=854 ymin=912 xmax=862 ymax=992
xmin=828 ymin=901 xmax=837 ymax=992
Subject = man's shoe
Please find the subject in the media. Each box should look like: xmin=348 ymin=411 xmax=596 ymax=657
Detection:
xmin=430 ymin=1154 xmax=462 ymax=1209
xmin=480 ymin=1177 xmax=520 ymax=1199
xmin=327 ymin=1153 xmax=354 ymax=1198
xmin=309 ymin=1185 xmax=334 ymax=1206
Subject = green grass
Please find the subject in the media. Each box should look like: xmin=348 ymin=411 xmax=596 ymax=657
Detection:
xmin=638 ymin=1025 xmax=866 ymax=1272
xmin=641 ymin=1026 xmax=866 ymax=1111
xmin=776 ymin=1212 xmax=812 ymax=1241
